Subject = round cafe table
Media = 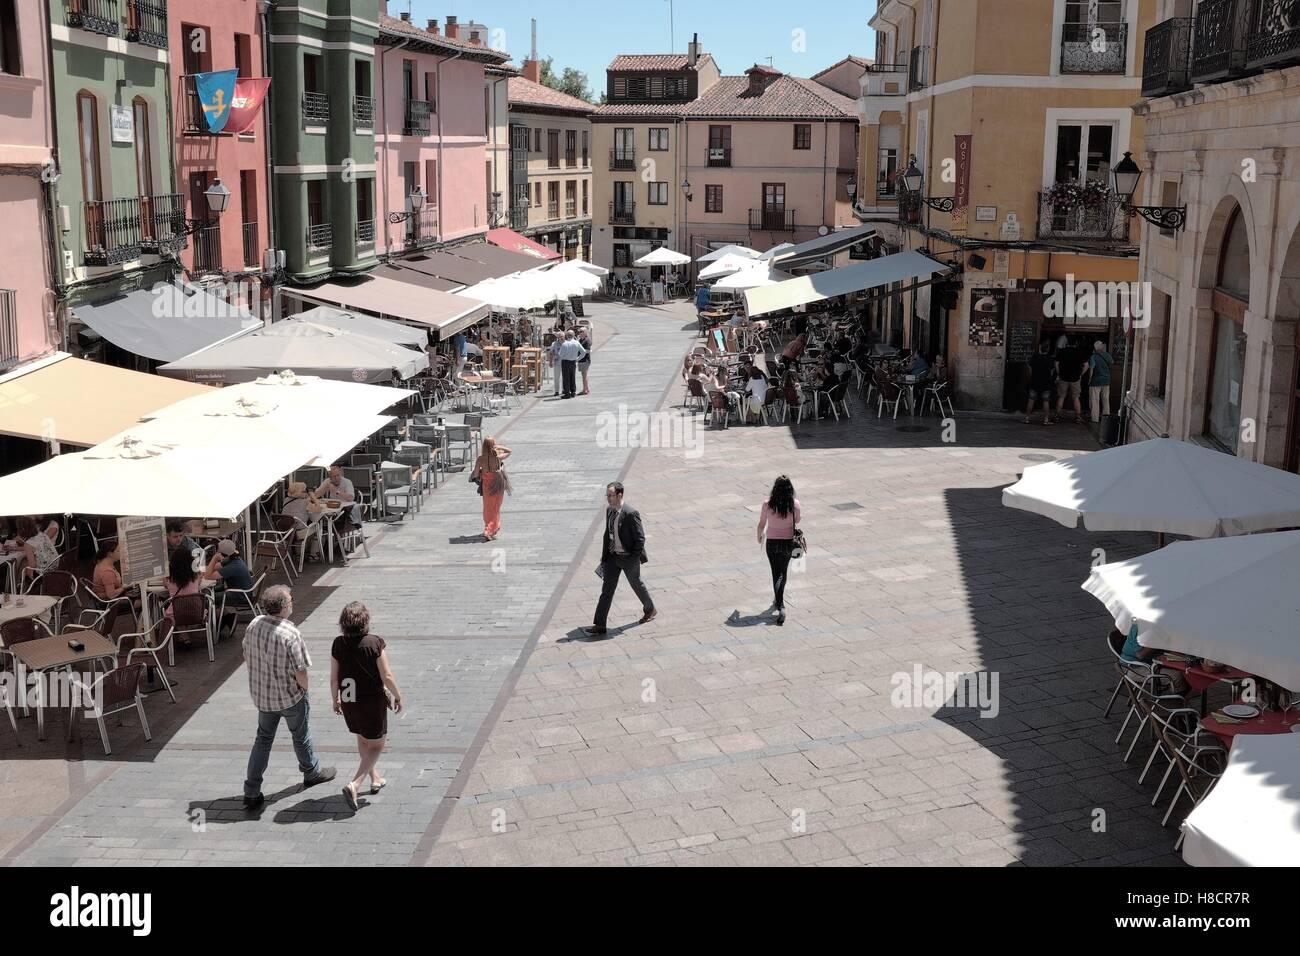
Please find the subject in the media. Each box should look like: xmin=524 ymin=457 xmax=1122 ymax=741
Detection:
xmin=1201 ymin=708 xmax=1300 ymax=743
xmin=1158 ymin=655 xmax=1251 ymax=715
xmin=0 ymin=594 xmax=56 ymax=627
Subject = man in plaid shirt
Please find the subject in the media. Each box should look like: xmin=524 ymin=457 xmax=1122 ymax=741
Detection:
xmin=242 ymin=585 xmax=335 ymax=809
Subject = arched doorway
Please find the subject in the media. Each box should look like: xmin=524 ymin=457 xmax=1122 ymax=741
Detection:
xmin=1203 ymin=206 xmax=1249 ymax=453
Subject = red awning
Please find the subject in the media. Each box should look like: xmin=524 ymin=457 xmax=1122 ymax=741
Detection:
xmin=484 ymin=228 xmax=561 ymax=262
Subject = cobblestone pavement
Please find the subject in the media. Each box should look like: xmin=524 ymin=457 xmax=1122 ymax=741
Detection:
xmin=1 ymin=299 xmax=1186 ymax=866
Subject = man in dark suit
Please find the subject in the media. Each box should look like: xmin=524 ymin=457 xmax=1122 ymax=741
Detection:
xmin=584 ymin=482 xmax=656 ymax=636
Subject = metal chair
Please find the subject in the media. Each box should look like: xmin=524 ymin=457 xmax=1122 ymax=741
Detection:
xmin=216 ymin=571 xmax=267 ymax=639
xmin=1 ymin=616 xmax=53 ymax=720
xmin=381 ymin=466 xmax=417 ymax=520
xmin=685 ymin=377 xmax=709 ymax=413
xmin=34 ymin=570 xmax=78 ymax=633
xmin=255 ymin=524 xmax=298 ymax=582
xmin=67 ymin=662 xmax=151 ymax=756
xmin=165 ymin=592 xmax=215 ymax=664
xmin=922 ymin=377 xmax=955 ymax=418
xmin=444 ymin=424 xmax=474 ymax=468
xmin=114 ymin=618 xmax=178 ymax=704
xmin=343 ymin=465 xmax=378 ymax=517
xmin=815 ymin=381 xmax=852 ymax=421
xmin=75 ymin=577 xmax=139 ymax=635
xmin=874 ymin=370 xmax=906 ymax=420
xmin=292 ymin=466 xmax=326 ymax=491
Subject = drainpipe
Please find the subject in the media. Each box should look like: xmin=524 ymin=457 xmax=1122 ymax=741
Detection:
xmin=433 ymin=49 xmax=466 ymax=244
xmin=40 ymin=0 xmax=65 ymax=349
xmin=821 ymin=117 xmax=829 ymax=235
xmin=379 ymin=36 xmax=412 ymax=256
xmin=259 ymin=0 xmax=279 ymax=322
xmin=490 ymin=73 xmax=507 ymax=227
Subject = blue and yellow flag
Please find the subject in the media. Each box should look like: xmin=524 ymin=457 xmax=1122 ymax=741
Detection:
xmin=194 ymin=70 xmax=238 ymax=133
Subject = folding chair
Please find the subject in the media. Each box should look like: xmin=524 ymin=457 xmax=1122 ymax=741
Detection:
xmin=67 ymin=662 xmax=151 ymax=756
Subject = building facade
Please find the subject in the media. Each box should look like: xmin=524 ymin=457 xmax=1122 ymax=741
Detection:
xmin=486 ymin=62 xmax=514 ymax=232
xmin=0 ymin=0 xmax=58 ymax=369
xmin=374 ymin=12 xmax=508 ymax=260
xmin=507 ymin=62 xmax=593 ymax=261
xmin=860 ymin=0 xmax=1157 ymax=412
xmin=1127 ymin=0 xmax=1300 ymax=473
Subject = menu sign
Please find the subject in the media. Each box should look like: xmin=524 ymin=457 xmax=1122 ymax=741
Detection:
xmin=1007 ymin=319 xmax=1039 ymax=364
xmin=968 ymin=288 xmax=1006 ymax=348
xmin=118 ymin=516 xmax=168 ymax=588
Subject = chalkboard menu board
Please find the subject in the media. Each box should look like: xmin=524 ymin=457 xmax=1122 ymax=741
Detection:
xmin=1007 ymin=319 xmax=1039 ymax=364
xmin=968 ymin=289 xmax=1006 ymax=347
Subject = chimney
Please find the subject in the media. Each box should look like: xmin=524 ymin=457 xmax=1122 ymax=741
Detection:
xmin=427 ymin=19 xmax=439 ymax=34
xmin=523 ymin=59 xmax=541 ymax=83
xmin=688 ymin=32 xmax=700 ymax=67
xmin=399 ymin=11 xmax=410 ymax=21
xmin=445 ymin=15 xmax=459 ymax=39
xmin=469 ymin=30 xmax=481 ymax=45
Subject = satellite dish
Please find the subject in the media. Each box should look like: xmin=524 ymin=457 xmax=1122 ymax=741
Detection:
xmin=818 ymin=225 xmax=830 ymax=236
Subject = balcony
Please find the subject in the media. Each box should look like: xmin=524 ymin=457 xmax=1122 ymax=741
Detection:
xmin=1143 ymin=18 xmax=1194 ymax=97
xmin=609 ymin=201 xmax=635 ymax=225
xmin=1060 ymin=21 xmax=1129 ymax=74
xmin=1247 ymin=0 xmax=1300 ymax=71
xmin=610 ymin=149 xmax=636 ymax=171
xmin=125 ymin=0 xmax=166 ymax=48
xmin=749 ymin=208 xmax=795 ymax=232
xmin=565 ymin=153 xmax=577 ymax=169
xmin=856 ymin=63 xmax=908 ymax=119
xmin=355 ymin=219 xmax=375 ymax=245
xmin=181 ymin=76 xmax=228 ymax=135
xmin=1191 ymin=0 xmax=1252 ymax=84
xmin=908 ymin=46 xmax=929 ymax=91
xmin=403 ymin=98 xmax=431 ymax=136
xmin=877 ymin=180 xmax=898 ymax=200
xmin=83 ymin=198 xmax=142 ymax=266
xmin=192 ymin=224 xmax=223 ymax=275
xmin=1036 ymin=190 xmax=1131 ymax=243
xmin=565 ymin=200 xmax=576 ymax=219
xmin=138 ymin=193 xmax=186 ymax=253
xmin=547 ymin=201 xmax=560 ymax=221
xmin=403 ymin=207 xmax=439 ymax=249
xmin=306 ymin=221 xmax=332 ymax=252
xmin=707 ymin=147 xmax=732 ymax=168
xmin=302 ymin=91 xmax=329 ymax=125
xmin=510 ymin=207 xmax=528 ymax=231
xmin=353 ymin=95 xmax=374 ymax=128
xmin=243 ymin=221 xmax=259 ymax=267
xmin=66 ymin=0 xmax=120 ymax=37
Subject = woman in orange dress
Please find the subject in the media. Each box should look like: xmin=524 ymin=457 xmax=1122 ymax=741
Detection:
xmin=471 ymin=436 xmax=512 ymax=541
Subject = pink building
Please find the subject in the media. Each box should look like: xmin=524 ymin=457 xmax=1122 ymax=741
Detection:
xmin=0 ymin=0 xmax=57 ymax=368
xmin=169 ymin=0 xmax=272 ymax=289
xmin=375 ymin=11 xmax=509 ymax=255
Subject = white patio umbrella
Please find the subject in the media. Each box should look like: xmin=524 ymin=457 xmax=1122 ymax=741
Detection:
xmin=543 ymin=266 xmax=601 ymax=296
xmin=697 ymin=244 xmax=760 ymax=263
xmin=634 ymin=247 xmax=691 ymax=267
xmin=712 ymin=266 xmax=794 ymax=291
xmin=758 ymin=242 xmax=796 ymax=262
xmin=460 ymin=274 xmax=558 ymax=311
xmin=552 ymin=258 xmax=608 ymax=277
xmin=1082 ymin=530 xmax=1300 ymax=690
xmin=699 ymin=254 xmax=762 ymax=280
xmin=1002 ymin=437 xmax=1300 ymax=538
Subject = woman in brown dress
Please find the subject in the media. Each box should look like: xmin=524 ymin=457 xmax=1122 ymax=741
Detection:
xmin=330 ymin=601 xmax=403 ymax=810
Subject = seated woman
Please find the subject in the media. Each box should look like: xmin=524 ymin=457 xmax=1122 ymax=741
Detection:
xmin=711 ymin=365 xmax=742 ymax=416
xmin=164 ymin=546 xmax=208 ymax=648
xmin=92 ymin=539 xmax=141 ymax=616
xmin=744 ymin=366 xmax=769 ymax=424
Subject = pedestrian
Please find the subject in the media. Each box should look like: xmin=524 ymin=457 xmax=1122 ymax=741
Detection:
xmin=584 ymin=482 xmax=656 ymax=637
xmin=758 ymin=476 xmax=801 ymax=626
xmin=1054 ymin=334 xmax=1084 ymax=423
xmin=556 ymin=329 xmax=587 ymax=399
xmin=577 ymin=326 xmax=592 ymax=395
xmin=1024 ymin=340 xmax=1056 ymax=426
xmin=1088 ymin=340 xmax=1113 ymax=423
xmin=331 ymin=601 xmax=403 ymax=811
xmin=242 ymin=585 xmax=335 ymax=810
xmin=548 ymin=333 xmax=564 ymax=396
xmin=470 ymin=436 xmax=512 ymax=541
xmin=451 ymin=330 xmax=469 ymax=380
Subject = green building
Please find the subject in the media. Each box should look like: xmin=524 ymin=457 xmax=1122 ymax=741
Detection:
xmin=267 ymin=0 xmax=378 ymax=283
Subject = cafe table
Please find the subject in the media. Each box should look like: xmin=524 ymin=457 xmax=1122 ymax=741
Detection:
xmin=0 ymin=594 xmax=57 ymax=627
xmin=1157 ymin=654 xmax=1251 ymax=715
xmin=1200 ymin=706 xmax=1300 ymax=743
xmin=189 ymin=519 xmax=243 ymax=542
xmin=0 ymin=553 xmax=21 ymax=594
xmin=459 ymin=373 xmax=497 ymax=413
xmin=7 ymin=629 xmax=118 ymax=740
xmin=481 ymin=345 xmax=512 ymax=379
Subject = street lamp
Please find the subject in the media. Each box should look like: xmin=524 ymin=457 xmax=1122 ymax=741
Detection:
xmin=179 ymin=178 xmax=231 ymax=235
xmin=899 ymin=154 xmax=954 ymax=212
xmin=387 ymin=185 xmax=428 ymax=224
xmin=846 ymin=177 xmax=857 ymax=203
xmin=681 ymin=177 xmax=693 ymax=203
xmin=1111 ymin=151 xmax=1186 ymax=231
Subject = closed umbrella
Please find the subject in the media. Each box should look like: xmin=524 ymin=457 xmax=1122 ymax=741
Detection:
xmin=1082 ymin=530 xmax=1300 ymax=690
xmin=1003 ymin=437 xmax=1300 ymax=538
xmin=634 ymin=247 xmax=691 ymax=267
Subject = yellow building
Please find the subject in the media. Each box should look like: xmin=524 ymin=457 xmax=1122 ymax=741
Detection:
xmin=859 ymin=0 xmax=1157 ymax=411
xmin=506 ymin=63 xmax=594 ymax=261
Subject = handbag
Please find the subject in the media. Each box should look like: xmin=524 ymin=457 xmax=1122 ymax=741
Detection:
xmin=469 ymin=471 xmax=483 ymax=496
xmin=791 ymin=528 xmax=808 ymax=559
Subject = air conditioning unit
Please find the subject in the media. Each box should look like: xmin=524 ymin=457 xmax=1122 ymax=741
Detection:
xmin=263 ymin=248 xmax=285 ymax=272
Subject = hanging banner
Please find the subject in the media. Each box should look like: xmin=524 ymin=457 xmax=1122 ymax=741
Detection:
xmin=953 ymin=134 xmax=972 ymax=233
xmin=193 ymin=69 xmax=239 ymax=133
xmin=226 ymin=77 xmax=271 ymax=135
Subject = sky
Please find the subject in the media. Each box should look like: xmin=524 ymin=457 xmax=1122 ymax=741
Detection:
xmin=398 ymin=0 xmax=876 ymax=97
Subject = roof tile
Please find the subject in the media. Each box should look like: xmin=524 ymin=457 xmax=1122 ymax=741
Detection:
xmin=508 ymin=76 xmax=595 ymax=113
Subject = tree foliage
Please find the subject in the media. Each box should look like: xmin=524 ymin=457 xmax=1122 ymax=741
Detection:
xmin=536 ymin=56 xmax=595 ymax=103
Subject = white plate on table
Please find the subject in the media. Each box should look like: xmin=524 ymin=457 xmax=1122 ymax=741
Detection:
xmin=1222 ymin=704 xmax=1260 ymax=719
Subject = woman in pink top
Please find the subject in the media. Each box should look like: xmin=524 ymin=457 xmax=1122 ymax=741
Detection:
xmin=757 ymin=475 xmax=801 ymax=625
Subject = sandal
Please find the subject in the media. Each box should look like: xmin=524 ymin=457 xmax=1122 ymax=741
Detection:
xmin=342 ymin=782 xmax=359 ymax=811
xmin=370 ymin=777 xmax=387 ymax=794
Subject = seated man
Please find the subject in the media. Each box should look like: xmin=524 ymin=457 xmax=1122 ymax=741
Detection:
xmin=166 ymin=519 xmax=201 ymax=568
xmin=205 ymin=539 xmax=255 ymax=599
xmin=316 ymin=464 xmax=364 ymax=526
xmin=908 ymin=350 xmax=931 ymax=379
xmin=281 ymin=482 xmax=324 ymax=561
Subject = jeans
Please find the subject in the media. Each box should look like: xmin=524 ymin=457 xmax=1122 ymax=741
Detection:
xmin=766 ymin=538 xmax=795 ymax=609
xmin=244 ymin=694 xmax=321 ymax=798
xmin=593 ymin=553 xmax=654 ymax=628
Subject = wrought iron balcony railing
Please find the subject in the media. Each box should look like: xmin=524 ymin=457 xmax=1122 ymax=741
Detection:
xmin=1142 ymin=18 xmax=1194 ymax=97
xmin=66 ymin=0 xmax=120 ymax=37
xmin=307 ymin=221 xmax=332 ymax=252
xmin=355 ymin=218 xmax=375 ymax=245
xmin=609 ymin=201 xmax=635 ymax=225
xmin=353 ymin=95 xmax=374 ymax=128
xmin=181 ymin=76 xmax=227 ymax=135
xmin=191 ymin=223 xmax=223 ymax=274
xmin=83 ymin=198 xmax=142 ymax=266
xmin=565 ymin=200 xmax=576 ymax=219
xmin=138 ymin=193 xmax=186 ymax=253
xmin=302 ymin=91 xmax=330 ymax=125
xmin=243 ymin=221 xmax=259 ymax=267
xmin=707 ymin=147 xmax=732 ymax=168
xmin=749 ymin=208 xmax=795 ymax=232
xmin=1191 ymin=0 xmax=1253 ymax=83
xmin=908 ymin=46 xmax=929 ymax=91
xmin=547 ymin=201 xmax=560 ymax=221
xmin=403 ymin=98 xmax=431 ymax=135
xmin=403 ymin=207 xmax=439 ymax=248
xmin=125 ymin=0 xmax=166 ymax=47
xmin=868 ymin=62 xmax=908 ymax=73
xmin=1060 ymin=21 xmax=1129 ymax=73
xmin=610 ymin=149 xmax=636 ymax=171
xmin=1036 ymin=190 xmax=1131 ymax=243
xmin=1247 ymin=0 xmax=1300 ymax=71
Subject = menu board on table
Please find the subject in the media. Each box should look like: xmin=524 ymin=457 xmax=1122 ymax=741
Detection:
xmin=118 ymin=516 xmax=168 ymax=588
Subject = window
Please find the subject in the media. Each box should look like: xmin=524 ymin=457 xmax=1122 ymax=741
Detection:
xmin=132 ymin=97 xmax=153 ymax=198
xmin=241 ymin=169 xmax=259 ymax=265
xmin=612 ymin=77 xmax=627 ymax=98
xmin=565 ymin=129 xmax=576 ymax=167
xmin=548 ymin=181 xmax=559 ymax=219
xmin=303 ymin=53 xmax=322 ymax=94
xmin=1064 ymin=0 xmax=1124 ymax=29
xmin=763 ymin=183 xmax=786 ymax=210
xmin=355 ymin=59 xmax=371 ymax=97
xmin=1206 ymin=209 xmax=1249 ymax=452
xmin=877 ymin=148 xmax=898 ymax=197
xmin=614 ymin=128 xmax=634 ymax=163
xmin=793 ymin=124 xmax=812 ymax=149
xmin=547 ymin=129 xmax=560 ymax=168
xmin=648 ymin=128 xmax=669 ymax=151
xmin=1053 ymin=121 xmax=1115 ymax=185
xmin=664 ymin=76 xmax=683 ymax=98
xmin=234 ymin=33 xmax=251 ymax=78
xmin=581 ymin=130 xmax=589 ymax=166
xmin=708 ymin=124 xmax=731 ymax=165
xmin=1159 ymin=180 xmax=1179 ymax=238
xmin=76 ymin=91 xmax=102 ymax=204
xmin=648 ymin=182 xmax=668 ymax=205
xmin=181 ymin=24 xmax=210 ymax=74
xmin=582 ymin=180 xmax=588 ymax=216
xmin=534 ymin=182 xmax=542 ymax=207
xmin=402 ymin=59 xmax=415 ymax=100
xmin=355 ymin=177 xmax=373 ymax=244
xmin=534 ymin=127 xmax=541 ymax=153
xmin=705 ymin=185 xmax=723 ymax=213
xmin=565 ymin=180 xmax=576 ymax=218
xmin=424 ymin=160 xmax=437 ymax=205
xmin=613 ymin=181 xmax=634 ymax=209
xmin=307 ymin=179 xmax=325 ymax=227
xmin=425 ymin=72 xmax=437 ymax=109
xmin=0 ymin=0 xmax=20 ymax=76
xmin=627 ymin=76 xmax=646 ymax=99
xmin=649 ymin=76 xmax=664 ymax=98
